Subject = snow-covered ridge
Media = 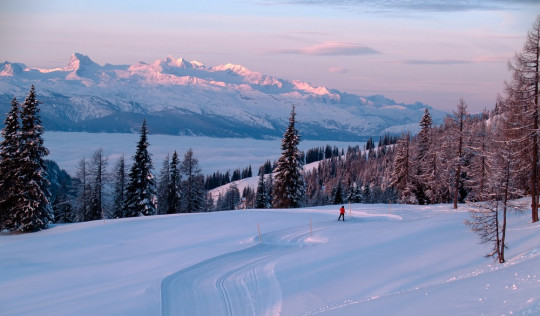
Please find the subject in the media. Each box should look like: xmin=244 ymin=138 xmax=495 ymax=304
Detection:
xmin=1 ymin=53 xmax=323 ymax=94
xmin=0 ymin=53 xmax=447 ymax=140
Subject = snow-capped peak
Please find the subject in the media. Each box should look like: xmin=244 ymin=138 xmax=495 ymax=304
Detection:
xmin=0 ymin=53 xmax=446 ymax=140
xmin=65 ymin=53 xmax=99 ymax=72
xmin=0 ymin=61 xmax=25 ymax=77
xmin=213 ymin=63 xmax=253 ymax=76
xmin=160 ymin=56 xmax=205 ymax=70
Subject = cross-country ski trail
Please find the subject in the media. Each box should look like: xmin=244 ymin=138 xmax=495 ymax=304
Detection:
xmin=161 ymin=225 xmax=320 ymax=316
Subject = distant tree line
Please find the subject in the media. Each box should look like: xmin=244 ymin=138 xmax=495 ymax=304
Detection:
xmin=212 ymin=134 xmax=399 ymax=211
xmin=204 ymin=165 xmax=253 ymax=191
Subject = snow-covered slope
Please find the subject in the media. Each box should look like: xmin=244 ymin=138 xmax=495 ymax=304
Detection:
xmin=207 ymin=159 xmax=321 ymax=204
xmin=1 ymin=204 xmax=539 ymax=315
xmin=0 ymin=54 xmax=447 ymax=140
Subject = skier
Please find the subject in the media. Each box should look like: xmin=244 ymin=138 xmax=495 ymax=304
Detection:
xmin=338 ymin=205 xmax=345 ymax=221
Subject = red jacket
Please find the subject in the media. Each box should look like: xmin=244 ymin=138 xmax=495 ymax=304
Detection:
xmin=340 ymin=206 xmax=345 ymax=214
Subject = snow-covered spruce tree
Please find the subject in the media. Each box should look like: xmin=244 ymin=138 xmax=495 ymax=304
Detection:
xmin=391 ymin=133 xmax=415 ymax=203
xmin=505 ymin=15 xmax=540 ymax=222
xmin=331 ymin=181 xmax=344 ymax=205
xmin=362 ymin=183 xmax=372 ymax=204
xmin=180 ymin=149 xmax=204 ymax=213
xmin=156 ymin=154 xmax=170 ymax=215
xmin=272 ymin=105 xmax=305 ymax=208
xmin=264 ymin=173 xmax=273 ymax=205
xmin=255 ymin=170 xmax=267 ymax=209
xmin=0 ymin=98 xmax=22 ymax=230
xmin=167 ymin=150 xmax=182 ymax=214
xmin=5 ymin=86 xmax=53 ymax=232
xmin=413 ymin=108 xmax=433 ymax=205
xmin=347 ymin=181 xmax=362 ymax=203
xmin=124 ymin=119 xmax=157 ymax=217
xmin=112 ymin=154 xmax=127 ymax=218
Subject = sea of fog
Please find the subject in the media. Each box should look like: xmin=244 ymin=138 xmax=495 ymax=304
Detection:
xmin=44 ymin=132 xmax=364 ymax=176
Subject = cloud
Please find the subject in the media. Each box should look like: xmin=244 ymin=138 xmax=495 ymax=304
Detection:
xmin=329 ymin=67 xmax=349 ymax=73
xmin=380 ymin=56 xmax=507 ymax=65
xmin=403 ymin=59 xmax=471 ymax=65
xmin=266 ymin=0 xmax=537 ymax=13
xmin=272 ymin=41 xmax=380 ymax=56
xmin=473 ymin=55 xmax=508 ymax=63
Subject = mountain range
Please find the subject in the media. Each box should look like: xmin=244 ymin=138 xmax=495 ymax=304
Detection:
xmin=0 ymin=53 xmax=446 ymax=140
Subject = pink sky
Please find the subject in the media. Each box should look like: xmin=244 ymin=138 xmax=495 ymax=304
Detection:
xmin=1 ymin=0 xmax=539 ymax=112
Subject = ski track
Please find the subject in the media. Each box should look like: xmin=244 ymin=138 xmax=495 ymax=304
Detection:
xmin=161 ymin=226 xmax=319 ymax=316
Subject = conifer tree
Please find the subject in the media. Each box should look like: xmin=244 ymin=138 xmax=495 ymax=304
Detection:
xmin=167 ymin=150 xmax=182 ymax=214
xmin=157 ymin=154 xmax=170 ymax=215
xmin=242 ymin=186 xmax=255 ymax=208
xmin=204 ymin=193 xmax=214 ymax=212
xmin=52 ymin=176 xmax=75 ymax=224
xmin=87 ymin=148 xmax=108 ymax=220
xmin=428 ymin=123 xmax=452 ymax=203
xmin=112 ymin=154 xmax=127 ymax=218
xmin=255 ymin=171 xmax=267 ymax=209
xmin=75 ymin=157 xmax=91 ymax=221
xmin=451 ymin=99 xmax=469 ymax=209
xmin=362 ymin=183 xmax=371 ymax=204
xmin=6 ymin=86 xmax=53 ymax=231
xmin=347 ymin=182 xmax=361 ymax=203
xmin=272 ymin=105 xmax=305 ymax=208
xmin=180 ymin=149 xmax=204 ymax=213
xmin=332 ymin=181 xmax=344 ymax=205
xmin=466 ymin=119 xmax=490 ymax=202
xmin=413 ymin=108 xmax=433 ymax=205
xmin=391 ymin=133 xmax=415 ymax=203
xmin=223 ymin=184 xmax=240 ymax=210
xmin=124 ymin=119 xmax=157 ymax=217
xmin=264 ymin=173 xmax=273 ymax=204
xmin=0 ymin=98 xmax=22 ymax=230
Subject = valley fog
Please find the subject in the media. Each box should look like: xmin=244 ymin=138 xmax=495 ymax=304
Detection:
xmin=44 ymin=131 xmax=363 ymax=176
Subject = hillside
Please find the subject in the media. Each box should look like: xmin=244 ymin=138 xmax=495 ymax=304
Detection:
xmin=1 ymin=203 xmax=539 ymax=315
xmin=0 ymin=54 xmax=447 ymax=140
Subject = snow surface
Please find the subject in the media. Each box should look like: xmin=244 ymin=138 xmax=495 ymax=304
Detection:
xmin=1 ymin=203 xmax=539 ymax=316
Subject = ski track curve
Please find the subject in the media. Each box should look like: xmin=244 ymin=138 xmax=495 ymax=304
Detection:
xmin=161 ymin=226 xmax=319 ymax=316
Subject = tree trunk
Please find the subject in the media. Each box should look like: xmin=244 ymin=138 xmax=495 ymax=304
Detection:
xmin=454 ymin=107 xmax=464 ymax=209
xmin=500 ymin=159 xmax=511 ymax=263
xmin=532 ymin=119 xmax=538 ymax=222
xmin=454 ymin=164 xmax=461 ymax=209
xmin=495 ymin=200 xmax=502 ymax=262
xmin=500 ymin=202 xmax=507 ymax=263
xmin=533 ymin=25 xmax=540 ymax=223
